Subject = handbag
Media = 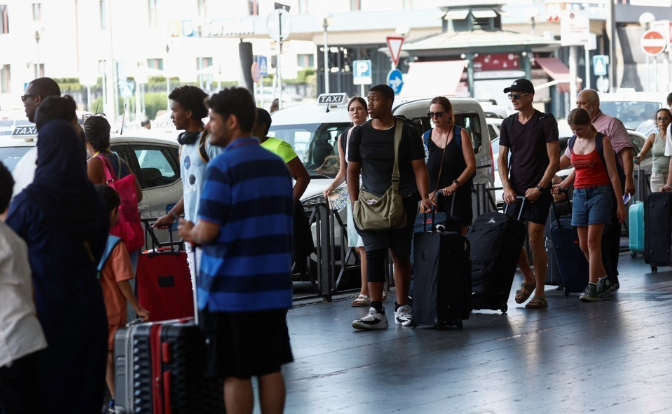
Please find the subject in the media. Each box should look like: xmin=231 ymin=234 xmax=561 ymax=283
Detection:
xmin=353 ymin=119 xmax=407 ymax=231
xmin=98 ymin=154 xmax=145 ymax=252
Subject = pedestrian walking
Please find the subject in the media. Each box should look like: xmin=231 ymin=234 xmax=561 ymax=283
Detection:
xmin=498 ymin=78 xmax=559 ymax=309
xmin=348 ymin=84 xmax=432 ymax=329
xmin=178 ymin=87 xmax=294 ymax=414
xmin=554 ymin=108 xmax=626 ymax=301
xmin=635 ymin=108 xmax=671 ymax=192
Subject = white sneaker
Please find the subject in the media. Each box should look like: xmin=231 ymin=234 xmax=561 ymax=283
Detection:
xmin=394 ymin=304 xmax=413 ymax=326
xmin=352 ymin=307 xmax=389 ymax=330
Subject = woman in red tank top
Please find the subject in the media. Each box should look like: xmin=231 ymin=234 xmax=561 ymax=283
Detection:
xmin=553 ymin=108 xmax=626 ymax=302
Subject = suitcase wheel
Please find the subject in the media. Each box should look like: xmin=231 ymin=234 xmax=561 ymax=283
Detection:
xmin=631 ymin=252 xmax=636 ymax=258
xmin=500 ymin=303 xmax=508 ymax=313
xmin=456 ymin=319 xmax=463 ymax=330
xmin=564 ymin=287 xmax=570 ymax=296
xmin=652 ymin=266 xmax=658 ymax=273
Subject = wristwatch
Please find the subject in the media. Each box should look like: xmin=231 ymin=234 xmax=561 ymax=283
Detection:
xmin=536 ymin=185 xmax=544 ymax=192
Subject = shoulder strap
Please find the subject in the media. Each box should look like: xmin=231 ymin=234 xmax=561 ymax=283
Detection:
xmin=568 ymin=135 xmax=576 ymax=152
xmin=96 ymin=154 xmax=116 ymax=184
xmin=423 ymin=128 xmax=432 ymax=149
xmin=391 ymin=119 xmax=403 ymax=193
xmin=96 ymin=235 xmax=122 ymax=276
xmin=453 ymin=125 xmax=462 ymax=150
xmin=536 ymin=112 xmax=547 ymax=143
xmin=505 ymin=113 xmax=517 ymax=137
xmin=198 ymin=130 xmax=211 ymax=163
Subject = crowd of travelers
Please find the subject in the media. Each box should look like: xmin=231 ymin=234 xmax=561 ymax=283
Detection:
xmin=0 ymin=75 xmax=669 ymax=414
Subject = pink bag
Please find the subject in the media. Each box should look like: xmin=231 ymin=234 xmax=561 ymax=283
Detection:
xmin=98 ymin=155 xmax=145 ymax=252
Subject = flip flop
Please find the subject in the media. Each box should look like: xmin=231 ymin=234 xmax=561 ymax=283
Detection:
xmin=351 ymin=294 xmax=371 ymax=307
xmin=515 ymin=282 xmax=536 ymax=304
xmin=525 ymin=296 xmax=548 ymax=309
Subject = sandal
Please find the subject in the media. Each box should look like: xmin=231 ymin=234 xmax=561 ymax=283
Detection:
xmin=515 ymin=282 xmax=536 ymax=304
xmin=525 ymin=296 xmax=548 ymax=309
xmin=351 ymin=294 xmax=371 ymax=307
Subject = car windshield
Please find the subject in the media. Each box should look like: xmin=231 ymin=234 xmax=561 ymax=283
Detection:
xmin=269 ymin=122 xmax=351 ymax=178
xmin=600 ymin=101 xmax=661 ymax=129
xmin=0 ymin=146 xmax=32 ymax=172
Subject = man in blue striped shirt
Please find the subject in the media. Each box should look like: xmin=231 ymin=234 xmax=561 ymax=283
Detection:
xmin=178 ymin=87 xmax=294 ymax=414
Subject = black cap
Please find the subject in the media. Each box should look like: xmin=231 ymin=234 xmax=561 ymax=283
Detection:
xmin=503 ymin=78 xmax=535 ymax=94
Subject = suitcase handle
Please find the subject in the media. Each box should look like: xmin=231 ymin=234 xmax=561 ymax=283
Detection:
xmin=504 ymin=195 xmax=527 ymax=221
xmin=141 ymin=218 xmax=183 ymax=256
xmin=423 ymin=192 xmax=456 ymax=233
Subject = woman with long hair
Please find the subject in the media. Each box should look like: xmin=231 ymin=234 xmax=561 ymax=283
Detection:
xmin=323 ymin=97 xmax=372 ymax=306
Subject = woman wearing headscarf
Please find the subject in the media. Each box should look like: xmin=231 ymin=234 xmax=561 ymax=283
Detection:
xmin=6 ymin=119 xmax=109 ymax=414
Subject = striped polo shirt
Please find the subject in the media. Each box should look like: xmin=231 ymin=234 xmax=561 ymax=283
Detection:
xmin=197 ymin=137 xmax=294 ymax=312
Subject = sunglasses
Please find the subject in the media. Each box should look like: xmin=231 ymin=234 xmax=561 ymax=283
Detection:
xmin=657 ymin=117 xmax=671 ymax=121
xmin=508 ymin=93 xmax=529 ymax=101
xmin=21 ymin=94 xmax=38 ymax=103
xmin=427 ymin=111 xmax=448 ymax=118
xmin=82 ymin=113 xmax=107 ymax=121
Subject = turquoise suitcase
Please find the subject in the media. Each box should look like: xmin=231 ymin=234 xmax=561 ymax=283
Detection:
xmin=629 ymin=201 xmax=645 ymax=257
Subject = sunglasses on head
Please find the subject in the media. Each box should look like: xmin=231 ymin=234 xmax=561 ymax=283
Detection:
xmin=427 ymin=111 xmax=448 ymax=118
xmin=82 ymin=113 xmax=107 ymax=121
xmin=508 ymin=93 xmax=529 ymax=101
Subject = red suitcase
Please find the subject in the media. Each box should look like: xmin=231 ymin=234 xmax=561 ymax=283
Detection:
xmin=137 ymin=220 xmax=194 ymax=322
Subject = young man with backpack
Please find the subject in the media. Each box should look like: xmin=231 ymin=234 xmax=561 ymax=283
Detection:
xmin=498 ymin=79 xmax=560 ymax=309
xmin=153 ymin=85 xmax=222 ymax=279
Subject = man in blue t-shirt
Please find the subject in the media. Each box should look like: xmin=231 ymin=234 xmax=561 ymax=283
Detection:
xmin=178 ymin=87 xmax=294 ymax=414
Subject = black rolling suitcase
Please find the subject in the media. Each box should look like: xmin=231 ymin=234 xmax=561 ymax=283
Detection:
xmin=544 ymin=199 xmax=571 ymax=287
xmin=412 ymin=210 xmax=471 ymax=329
xmin=550 ymin=215 xmax=589 ymax=295
xmin=468 ymin=197 xmax=527 ymax=313
xmin=114 ymin=239 xmax=225 ymax=414
xmin=645 ymin=192 xmax=672 ymax=273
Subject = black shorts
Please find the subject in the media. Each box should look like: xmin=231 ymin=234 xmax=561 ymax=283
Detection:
xmin=357 ymin=193 xmax=420 ymax=257
xmin=504 ymin=190 xmax=552 ymax=225
xmin=200 ymin=310 xmax=293 ymax=379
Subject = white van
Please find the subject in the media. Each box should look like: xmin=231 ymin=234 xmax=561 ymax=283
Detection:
xmin=269 ymin=93 xmax=494 ymax=205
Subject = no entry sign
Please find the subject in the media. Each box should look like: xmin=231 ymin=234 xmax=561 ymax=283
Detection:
xmin=641 ymin=30 xmax=666 ymax=56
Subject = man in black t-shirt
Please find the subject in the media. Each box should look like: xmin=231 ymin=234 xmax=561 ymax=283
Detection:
xmin=347 ymin=84 xmax=432 ymax=330
xmin=499 ymin=78 xmax=559 ymax=309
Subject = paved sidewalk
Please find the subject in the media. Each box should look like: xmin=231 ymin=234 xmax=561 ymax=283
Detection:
xmin=281 ymin=254 xmax=672 ymax=414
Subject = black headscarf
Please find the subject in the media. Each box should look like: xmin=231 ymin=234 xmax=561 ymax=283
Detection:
xmin=31 ymin=119 xmax=107 ymax=256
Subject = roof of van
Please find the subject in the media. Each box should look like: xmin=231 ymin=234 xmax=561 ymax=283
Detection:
xmin=271 ymin=94 xmax=352 ymax=126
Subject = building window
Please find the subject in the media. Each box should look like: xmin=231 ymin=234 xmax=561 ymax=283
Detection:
xmin=147 ymin=58 xmax=163 ymax=71
xmin=32 ymin=3 xmax=41 ymax=21
xmin=0 ymin=5 xmax=9 ymax=34
xmin=99 ymin=0 xmax=106 ymax=30
xmin=297 ymin=54 xmax=315 ymax=68
xmin=148 ymin=0 xmax=158 ymax=29
xmin=197 ymin=0 xmax=207 ymax=19
xmin=1 ymin=65 xmax=10 ymax=93
xmin=248 ymin=0 xmax=258 ymax=16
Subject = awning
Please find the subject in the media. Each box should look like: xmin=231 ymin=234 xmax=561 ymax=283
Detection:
xmin=399 ymin=61 xmax=465 ymax=97
xmin=535 ymin=57 xmax=571 ymax=93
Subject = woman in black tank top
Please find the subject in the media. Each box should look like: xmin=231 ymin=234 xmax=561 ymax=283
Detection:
xmin=425 ymin=97 xmax=477 ymax=234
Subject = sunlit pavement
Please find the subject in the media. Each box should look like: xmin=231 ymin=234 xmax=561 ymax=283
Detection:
xmin=281 ymin=251 xmax=672 ymax=414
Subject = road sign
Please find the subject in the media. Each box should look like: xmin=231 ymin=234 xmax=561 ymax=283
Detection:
xmin=642 ymin=30 xmax=666 ymax=56
xmin=387 ymin=36 xmax=404 ymax=68
xmin=560 ymin=9 xmax=590 ymax=46
xmin=593 ymin=55 xmax=609 ymax=76
xmin=258 ymin=56 xmax=268 ymax=76
xmin=387 ymin=69 xmax=404 ymax=95
xmin=353 ymin=60 xmax=372 ymax=85
xmin=251 ymin=62 xmax=261 ymax=83
xmin=267 ymin=9 xmax=291 ymax=42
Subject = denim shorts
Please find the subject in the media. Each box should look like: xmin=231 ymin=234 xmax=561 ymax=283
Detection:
xmin=571 ymin=185 xmax=614 ymax=226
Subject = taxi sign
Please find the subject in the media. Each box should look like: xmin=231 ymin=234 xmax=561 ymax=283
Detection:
xmin=11 ymin=125 xmax=37 ymax=138
xmin=317 ymin=93 xmax=348 ymax=105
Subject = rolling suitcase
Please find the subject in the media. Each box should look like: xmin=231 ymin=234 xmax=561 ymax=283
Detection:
xmin=137 ymin=220 xmax=194 ymax=322
xmin=468 ymin=197 xmax=527 ymax=313
xmin=550 ymin=215 xmax=589 ymax=295
xmin=115 ymin=229 xmax=225 ymax=413
xmin=413 ymin=193 xmax=462 ymax=234
xmin=412 ymin=210 xmax=471 ymax=329
xmin=544 ymin=199 xmax=570 ymax=287
xmin=629 ymin=201 xmax=645 ymax=257
xmin=644 ymin=192 xmax=672 ymax=272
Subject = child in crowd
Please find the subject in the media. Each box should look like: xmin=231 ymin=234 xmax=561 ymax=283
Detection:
xmin=0 ymin=162 xmax=48 ymax=414
xmin=94 ymin=184 xmax=150 ymax=412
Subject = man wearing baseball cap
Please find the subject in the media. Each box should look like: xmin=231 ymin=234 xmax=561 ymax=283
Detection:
xmin=498 ymin=78 xmax=560 ymax=309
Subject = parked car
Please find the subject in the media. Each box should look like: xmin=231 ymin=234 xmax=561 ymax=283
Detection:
xmin=486 ymin=117 xmax=502 ymax=141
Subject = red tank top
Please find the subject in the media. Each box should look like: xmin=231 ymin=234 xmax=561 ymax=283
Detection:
xmin=571 ymin=147 xmax=611 ymax=188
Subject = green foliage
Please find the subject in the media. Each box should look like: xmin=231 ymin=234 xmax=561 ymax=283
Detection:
xmin=145 ymin=93 xmax=170 ymax=120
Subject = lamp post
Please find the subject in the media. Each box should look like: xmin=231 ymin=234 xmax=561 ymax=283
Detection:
xmin=165 ymin=44 xmax=170 ymax=110
xmin=322 ymin=13 xmax=332 ymax=95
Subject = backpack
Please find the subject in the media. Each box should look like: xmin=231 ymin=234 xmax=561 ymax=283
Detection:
xmin=568 ymin=133 xmax=626 ymax=192
xmin=96 ymin=235 xmax=122 ymax=279
xmin=97 ymin=154 xmax=145 ymax=252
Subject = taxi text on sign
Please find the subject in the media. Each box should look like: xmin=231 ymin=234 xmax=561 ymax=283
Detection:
xmin=641 ymin=30 xmax=666 ymax=57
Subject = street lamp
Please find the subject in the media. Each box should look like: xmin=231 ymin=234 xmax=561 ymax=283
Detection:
xmin=34 ymin=29 xmax=41 ymax=78
xmin=165 ymin=44 xmax=170 ymax=110
xmin=322 ymin=13 xmax=333 ymax=95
